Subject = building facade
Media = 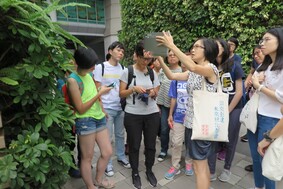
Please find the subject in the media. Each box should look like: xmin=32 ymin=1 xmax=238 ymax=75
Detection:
xmin=49 ymin=0 xmax=122 ymax=62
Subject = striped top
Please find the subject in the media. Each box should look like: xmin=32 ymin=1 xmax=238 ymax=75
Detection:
xmin=157 ymin=67 xmax=182 ymax=107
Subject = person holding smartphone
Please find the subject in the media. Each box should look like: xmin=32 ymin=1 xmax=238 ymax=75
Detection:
xmin=94 ymin=41 xmax=130 ymax=177
xmin=120 ymin=41 xmax=160 ymax=189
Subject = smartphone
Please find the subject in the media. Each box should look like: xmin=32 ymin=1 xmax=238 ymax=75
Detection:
xmin=146 ymin=88 xmax=153 ymax=94
xmin=144 ymin=32 xmax=168 ymax=57
xmin=107 ymin=82 xmax=116 ymax=88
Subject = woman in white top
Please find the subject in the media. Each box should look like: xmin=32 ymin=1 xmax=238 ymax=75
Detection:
xmin=156 ymin=32 xmax=219 ymax=189
xmin=248 ymin=27 xmax=283 ymax=189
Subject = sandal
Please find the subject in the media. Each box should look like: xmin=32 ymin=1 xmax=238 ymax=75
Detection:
xmin=94 ymin=178 xmax=115 ymax=189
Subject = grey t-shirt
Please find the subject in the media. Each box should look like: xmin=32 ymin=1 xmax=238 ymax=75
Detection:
xmin=120 ymin=67 xmax=160 ymax=115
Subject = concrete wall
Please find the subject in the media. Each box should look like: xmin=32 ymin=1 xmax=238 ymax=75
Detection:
xmin=104 ymin=0 xmax=122 ymax=54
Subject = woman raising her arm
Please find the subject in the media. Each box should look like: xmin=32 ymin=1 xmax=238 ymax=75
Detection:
xmin=156 ymin=32 xmax=219 ymax=189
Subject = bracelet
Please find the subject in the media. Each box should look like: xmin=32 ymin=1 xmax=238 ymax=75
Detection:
xmin=132 ymin=87 xmax=135 ymax=93
xmin=257 ymin=84 xmax=264 ymax=92
xmin=263 ymin=130 xmax=275 ymax=143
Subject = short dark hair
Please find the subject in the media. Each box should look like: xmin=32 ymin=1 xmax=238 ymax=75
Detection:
xmin=74 ymin=46 xmax=98 ymax=69
xmin=106 ymin=41 xmax=125 ymax=60
xmin=134 ymin=41 xmax=145 ymax=58
xmin=228 ymin=37 xmax=239 ymax=49
xmin=105 ymin=53 xmax=111 ymax=61
xmin=108 ymin=41 xmax=125 ymax=51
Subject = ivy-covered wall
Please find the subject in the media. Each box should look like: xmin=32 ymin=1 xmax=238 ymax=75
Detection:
xmin=119 ymin=0 xmax=283 ymax=71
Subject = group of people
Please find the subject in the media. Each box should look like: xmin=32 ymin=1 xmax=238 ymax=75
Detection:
xmin=65 ymin=26 xmax=283 ymax=189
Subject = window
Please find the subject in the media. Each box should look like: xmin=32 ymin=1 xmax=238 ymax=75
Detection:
xmin=57 ymin=0 xmax=105 ymax=24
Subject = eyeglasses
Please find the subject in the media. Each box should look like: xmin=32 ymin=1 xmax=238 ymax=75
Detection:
xmin=168 ymin=54 xmax=176 ymax=57
xmin=259 ymin=38 xmax=272 ymax=45
xmin=253 ymin=51 xmax=261 ymax=57
xmin=228 ymin=42 xmax=236 ymax=47
xmin=141 ymin=56 xmax=153 ymax=61
xmin=192 ymin=44 xmax=205 ymax=50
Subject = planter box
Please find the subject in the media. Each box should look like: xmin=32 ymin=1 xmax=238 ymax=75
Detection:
xmin=0 ymin=128 xmax=5 ymax=149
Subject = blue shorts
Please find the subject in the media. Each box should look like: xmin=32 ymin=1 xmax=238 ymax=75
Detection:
xmin=75 ymin=117 xmax=106 ymax=135
xmin=186 ymin=128 xmax=216 ymax=160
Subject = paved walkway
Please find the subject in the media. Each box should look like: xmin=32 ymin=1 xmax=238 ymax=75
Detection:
xmin=63 ymin=128 xmax=283 ymax=189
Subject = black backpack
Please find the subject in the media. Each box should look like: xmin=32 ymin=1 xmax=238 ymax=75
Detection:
xmin=120 ymin=65 xmax=154 ymax=110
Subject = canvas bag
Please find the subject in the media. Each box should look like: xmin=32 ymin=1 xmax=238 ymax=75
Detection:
xmin=262 ymin=136 xmax=283 ymax=181
xmin=239 ymin=91 xmax=259 ymax=133
xmin=191 ymin=77 xmax=229 ymax=142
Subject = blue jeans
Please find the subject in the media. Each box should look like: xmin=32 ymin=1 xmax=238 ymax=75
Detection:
xmin=248 ymin=114 xmax=279 ymax=189
xmin=159 ymin=105 xmax=170 ymax=154
xmin=105 ymin=109 xmax=126 ymax=167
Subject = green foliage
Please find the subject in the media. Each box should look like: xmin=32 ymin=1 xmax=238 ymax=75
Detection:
xmin=0 ymin=0 xmax=84 ymax=188
xmin=119 ymin=0 xmax=283 ymax=72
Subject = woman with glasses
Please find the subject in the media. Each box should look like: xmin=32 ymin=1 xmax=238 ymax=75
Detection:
xmin=156 ymin=32 xmax=219 ymax=189
xmin=248 ymin=27 xmax=283 ymax=189
xmin=119 ymin=41 xmax=160 ymax=189
xmin=241 ymin=45 xmax=265 ymax=172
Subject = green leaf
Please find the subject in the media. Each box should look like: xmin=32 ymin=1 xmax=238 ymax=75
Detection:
xmin=35 ymin=143 xmax=48 ymax=151
xmin=44 ymin=115 xmax=53 ymax=127
xmin=0 ymin=77 xmax=19 ymax=85
xmin=35 ymin=123 xmax=41 ymax=132
xmin=28 ymin=43 xmax=35 ymax=53
xmin=30 ymin=133 xmax=39 ymax=143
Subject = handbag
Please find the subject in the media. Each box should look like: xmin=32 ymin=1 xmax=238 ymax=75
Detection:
xmin=239 ymin=91 xmax=259 ymax=133
xmin=262 ymin=136 xmax=283 ymax=181
xmin=191 ymin=77 xmax=229 ymax=142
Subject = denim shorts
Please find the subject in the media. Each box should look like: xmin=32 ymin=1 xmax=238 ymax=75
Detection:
xmin=75 ymin=117 xmax=106 ymax=135
xmin=186 ymin=128 xmax=216 ymax=160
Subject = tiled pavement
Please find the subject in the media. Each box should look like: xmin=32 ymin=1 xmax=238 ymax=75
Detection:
xmin=63 ymin=129 xmax=283 ymax=189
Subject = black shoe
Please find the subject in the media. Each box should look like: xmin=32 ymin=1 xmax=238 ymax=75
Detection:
xmin=240 ymin=134 xmax=248 ymax=142
xmin=157 ymin=153 xmax=167 ymax=162
xmin=244 ymin=164 xmax=253 ymax=172
xmin=146 ymin=171 xmax=157 ymax=187
xmin=69 ymin=167 xmax=81 ymax=178
xmin=132 ymin=173 xmax=141 ymax=189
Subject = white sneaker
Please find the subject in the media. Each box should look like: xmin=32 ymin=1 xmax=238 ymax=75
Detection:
xmin=117 ymin=159 xmax=131 ymax=169
xmin=105 ymin=165 xmax=114 ymax=177
xmin=218 ymin=169 xmax=231 ymax=182
xmin=210 ymin=173 xmax=217 ymax=181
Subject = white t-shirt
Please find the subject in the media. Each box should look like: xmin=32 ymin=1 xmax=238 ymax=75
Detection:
xmin=94 ymin=61 xmax=125 ymax=111
xmin=257 ymin=65 xmax=283 ymax=119
xmin=120 ymin=67 xmax=160 ymax=115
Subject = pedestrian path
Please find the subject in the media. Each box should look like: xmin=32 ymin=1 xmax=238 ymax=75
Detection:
xmin=63 ymin=131 xmax=283 ymax=189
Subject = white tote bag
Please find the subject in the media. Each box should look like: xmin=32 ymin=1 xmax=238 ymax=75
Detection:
xmin=191 ymin=77 xmax=229 ymax=142
xmin=239 ymin=91 xmax=259 ymax=133
xmin=262 ymin=136 xmax=283 ymax=181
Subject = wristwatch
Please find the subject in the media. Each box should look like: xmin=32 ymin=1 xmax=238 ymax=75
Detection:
xmin=263 ymin=130 xmax=275 ymax=142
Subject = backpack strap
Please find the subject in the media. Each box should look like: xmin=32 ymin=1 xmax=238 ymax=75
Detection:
xmin=127 ymin=65 xmax=134 ymax=89
xmin=147 ymin=66 xmax=155 ymax=86
xmin=69 ymin=72 xmax=84 ymax=95
xmin=101 ymin=62 xmax=105 ymax=77
xmin=127 ymin=65 xmax=136 ymax=105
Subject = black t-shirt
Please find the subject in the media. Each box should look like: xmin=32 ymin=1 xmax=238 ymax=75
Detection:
xmin=219 ymin=62 xmax=245 ymax=109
